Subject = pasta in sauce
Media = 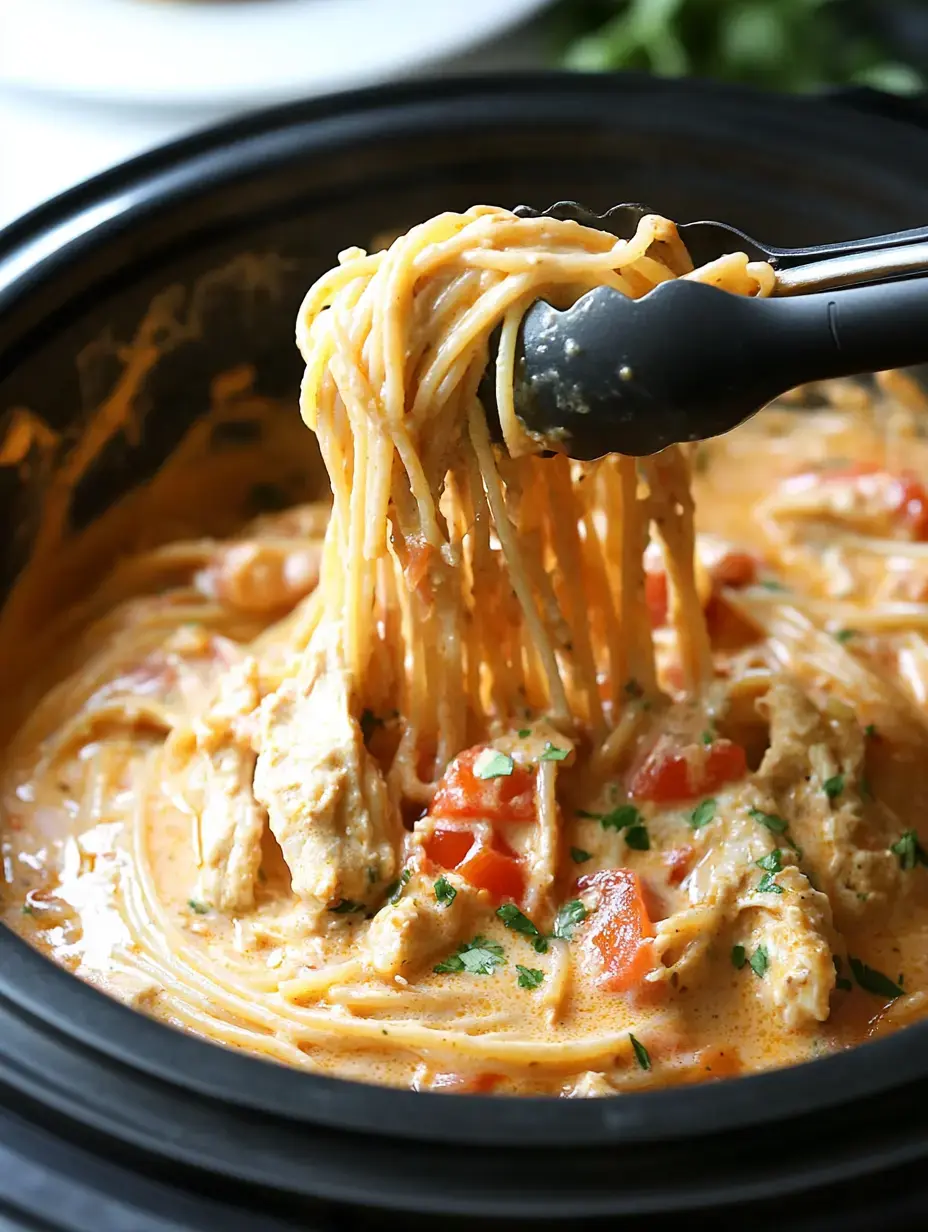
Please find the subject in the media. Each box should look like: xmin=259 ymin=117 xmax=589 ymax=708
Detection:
xmin=4 ymin=207 xmax=928 ymax=1096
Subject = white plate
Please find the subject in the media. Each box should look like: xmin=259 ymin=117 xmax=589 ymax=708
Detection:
xmin=0 ymin=0 xmax=552 ymax=108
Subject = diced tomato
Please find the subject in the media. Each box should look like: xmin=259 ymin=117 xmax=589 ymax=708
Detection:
xmin=423 ymin=827 xmax=475 ymax=870
xmin=645 ymin=570 xmax=669 ymax=628
xmin=898 ymin=476 xmax=928 ymax=539
xmin=429 ymin=746 xmax=536 ymax=824
xmin=429 ymin=1071 xmax=504 ymax=1094
xmin=456 ymin=844 xmax=526 ymax=903
xmin=711 ymin=551 xmax=756 ymax=589
xmin=579 ymin=869 xmax=656 ymax=991
xmin=795 ymin=463 xmax=928 ymax=541
xmin=630 ymin=736 xmax=747 ymax=804
xmin=663 ymin=845 xmax=694 ymax=887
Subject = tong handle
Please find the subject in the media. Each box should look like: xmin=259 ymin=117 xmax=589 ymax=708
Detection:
xmin=763 ymin=224 xmax=928 ymax=270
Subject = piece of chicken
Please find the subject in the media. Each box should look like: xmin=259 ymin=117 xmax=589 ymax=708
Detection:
xmin=365 ymin=871 xmax=485 ymax=978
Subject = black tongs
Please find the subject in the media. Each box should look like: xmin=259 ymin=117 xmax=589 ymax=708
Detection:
xmin=483 ymin=201 xmax=928 ymax=458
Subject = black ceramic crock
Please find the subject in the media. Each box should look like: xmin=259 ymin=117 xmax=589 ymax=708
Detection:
xmin=1 ymin=73 xmax=928 ymax=1232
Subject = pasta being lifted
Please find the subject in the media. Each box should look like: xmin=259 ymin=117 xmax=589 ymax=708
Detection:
xmin=4 ymin=206 xmax=928 ymax=1096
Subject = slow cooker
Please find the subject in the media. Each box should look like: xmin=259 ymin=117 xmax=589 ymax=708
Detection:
xmin=1 ymin=72 xmax=928 ymax=1232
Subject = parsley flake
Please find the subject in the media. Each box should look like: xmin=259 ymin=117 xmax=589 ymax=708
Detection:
xmin=516 ymin=965 xmax=544 ymax=990
xmin=756 ymin=849 xmax=783 ymax=873
xmin=834 ymin=955 xmax=853 ymax=992
xmin=749 ymin=945 xmax=769 ymax=978
xmin=823 ymin=774 xmax=845 ymax=801
xmin=434 ymin=875 xmax=457 ymax=907
xmin=629 ymin=1033 xmax=651 ymax=1071
xmin=731 ymin=944 xmax=747 ymax=970
xmin=756 ymin=872 xmax=783 ymax=895
xmin=553 ymin=899 xmax=588 ymax=940
xmin=625 ymin=823 xmax=650 ymax=851
xmin=834 ymin=628 xmax=857 ymax=644
xmin=386 ymin=868 xmax=411 ymax=905
xmin=473 ymin=748 xmax=514 ymax=780
xmin=759 ymin=578 xmax=786 ymax=591
xmin=691 ymin=798 xmax=716 ymax=830
xmin=891 ymin=830 xmax=928 ymax=871
xmin=496 ymin=903 xmax=547 ymax=951
xmin=701 ymin=729 xmax=714 ymax=745
xmin=517 ymin=728 xmax=532 ymax=739
xmin=600 ymin=803 xmax=642 ymax=832
xmin=570 ymin=847 xmax=593 ymax=864
xmin=848 ymin=956 xmax=904 ymax=1000
xmin=434 ymin=935 xmax=506 ymax=976
xmin=187 ymin=899 xmax=210 ymax=915
xmin=539 ymin=742 xmax=569 ymax=762
xmin=330 ymin=899 xmax=365 ymax=914
xmin=864 ymin=723 xmax=877 ymax=739
xmin=748 ymin=806 xmax=788 ymax=834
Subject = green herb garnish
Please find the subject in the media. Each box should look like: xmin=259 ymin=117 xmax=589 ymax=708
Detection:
xmin=690 ymin=798 xmax=716 ymax=830
xmin=517 ymin=729 xmax=532 ymax=739
xmin=731 ymin=944 xmax=747 ymax=970
xmin=187 ymin=899 xmax=210 ymax=915
xmin=701 ymin=729 xmax=714 ymax=745
xmin=756 ymin=849 xmax=782 ymax=873
xmin=434 ymin=875 xmax=457 ymax=907
xmin=834 ymin=956 xmax=853 ymax=992
xmin=848 ymin=956 xmax=904 ymax=1000
xmin=865 ymin=723 xmax=877 ymax=739
xmin=834 ymin=628 xmax=857 ymax=644
xmin=516 ymin=965 xmax=545 ymax=990
xmin=823 ymin=774 xmax=845 ymax=801
xmin=757 ymin=872 xmax=783 ymax=895
xmin=891 ymin=830 xmax=928 ymax=871
xmin=624 ymin=823 xmax=650 ymax=851
xmin=496 ymin=903 xmax=548 ymax=952
xmin=553 ymin=899 xmax=588 ymax=941
xmin=600 ymin=804 xmax=643 ymax=832
xmin=748 ymin=806 xmax=788 ymax=834
xmin=539 ymin=742 xmax=569 ymax=762
xmin=749 ymin=945 xmax=769 ymax=978
xmin=434 ymin=935 xmax=506 ymax=976
xmin=473 ymin=749 xmax=514 ymax=780
xmin=330 ymin=899 xmax=365 ymax=914
xmin=386 ymin=868 xmax=411 ymax=905
xmin=570 ymin=847 xmax=593 ymax=865
xmin=629 ymin=1033 xmax=651 ymax=1071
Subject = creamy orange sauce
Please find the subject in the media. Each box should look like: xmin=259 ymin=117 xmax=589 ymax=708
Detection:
xmin=3 ymin=368 xmax=928 ymax=1095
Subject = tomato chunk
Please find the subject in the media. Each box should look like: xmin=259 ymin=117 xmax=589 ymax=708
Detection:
xmin=663 ymin=845 xmax=694 ymax=886
xmin=711 ymin=551 xmax=756 ymax=589
xmin=579 ymin=869 xmax=656 ymax=991
xmin=423 ymin=828 xmax=475 ymax=870
xmin=792 ymin=463 xmax=928 ymax=541
xmin=429 ymin=746 xmax=536 ymax=824
xmin=645 ymin=570 xmax=669 ymax=628
xmin=630 ymin=736 xmax=747 ymax=804
xmin=456 ymin=844 xmax=526 ymax=903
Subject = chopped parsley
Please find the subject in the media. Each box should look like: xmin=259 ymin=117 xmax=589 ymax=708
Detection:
xmin=823 ymin=774 xmax=845 ymax=801
xmin=624 ymin=823 xmax=650 ymax=851
xmin=748 ymin=806 xmax=788 ymax=834
xmin=385 ymin=868 xmax=412 ymax=904
xmin=759 ymin=578 xmax=787 ymax=591
xmin=599 ymin=804 xmax=642 ymax=832
xmin=434 ymin=875 xmax=457 ymax=907
xmin=516 ymin=965 xmax=545 ymax=990
xmin=834 ymin=628 xmax=857 ymax=644
xmin=434 ymin=935 xmax=506 ymax=976
xmin=539 ymin=742 xmax=569 ymax=762
xmin=629 ymin=1033 xmax=651 ymax=1071
xmin=517 ymin=728 xmax=532 ymax=739
xmin=865 ymin=723 xmax=877 ymax=739
xmin=20 ymin=903 xmax=34 ymax=917
xmin=731 ymin=944 xmax=747 ymax=970
xmin=756 ymin=849 xmax=783 ymax=873
xmin=187 ymin=899 xmax=210 ymax=915
xmin=330 ymin=899 xmax=365 ymax=914
xmin=834 ymin=956 xmax=853 ymax=992
xmin=848 ymin=956 xmax=904 ymax=1000
xmin=891 ymin=830 xmax=928 ymax=871
xmin=756 ymin=872 xmax=783 ymax=895
xmin=473 ymin=749 xmax=514 ymax=780
xmin=496 ymin=903 xmax=548 ymax=952
xmin=553 ymin=899 xmax=588 ymax=941
xmin=701 ymin=729 xmax=714 ymax=745
xmin=749 ymin=945 xmax=769 ymax=979
xmin=690 ymin=798 xmax=716 ymax=830
xmin=570 ymin=847 xmax=593 ymax=864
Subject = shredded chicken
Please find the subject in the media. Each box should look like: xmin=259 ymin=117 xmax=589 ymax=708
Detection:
xmin=365 ymin=871 xmax=484 ymax=978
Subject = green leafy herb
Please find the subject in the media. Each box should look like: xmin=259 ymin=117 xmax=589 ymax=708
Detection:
xmin=386 ymin=868 xmax=411 ymax=905
xmin=600 ymin=804 xmax=642 ymax=832
xmin=891 ymin=830 xmax=928 ymax=871
xmin=473 ymin=748 xmax=514 ymax=780
xmin=865 ymin=723 xmax=877 ymax=739
xmin=690 ymin=798 xmax=716 ymax=830
xmin=434 ymin=935 xmax=506 ymax=976
xmin=786 ymin=835 xmax=804 ymax=860
xmin=517 ymin=728 xmax=532 ymax=739
xmin=496 ymin=903 xmax=547 ymax=952
xmin=516 ymin=965 xmax=545 ymax=990
xmin=434 ymin=875 xmax=457 ymax=907
xmin=759 ymin=578 xmax=787 ymax=591
xmin=359 ymin=708 xmax=384 ymax=743
xmin=624 ymin=823 xmax=650 ymax=851
xmin=701 ymin=729 xmax=714 ymax=745
xmin=748 ymin=806 xmax=788 ymax=834
xmin=20 ymin=903 xmax=34 ymax=917
xmin=187 ymin=899 xmax=210 ymax=915
xmin=330 ymin=899 xmax=365 ymax=915
xmin=834 ymin=956 xmax=853 ymax=992
xmin=823 ymin=774 xmax=844 ymax=801
xmin=756 ymin=872 xmax=783 ymax=895
xmin=749 ymin=945 xmax=769 ymax=979
xmin=834 ymin=628 xmax=857 ymax=644
xmin=756 ymin=849 xmax=782 ymax=873
xmin=570 ymin=847 xmax=593 ymax=864
xmin=731 ymin=944 xmax=747 ymax=970
xmin=629 ymin=1033 xmax=651 ymax=1072
xmin=539 ymin=742 xmax=569 ymax=762
xmin=553 ymin=899 xmax=588 ymax=941
xmin=848 ymin=956 xmax=904 ymax=1000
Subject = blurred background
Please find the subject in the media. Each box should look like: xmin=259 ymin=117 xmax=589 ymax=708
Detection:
xmin=1 ymin=0 xmax=928 ymax=231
